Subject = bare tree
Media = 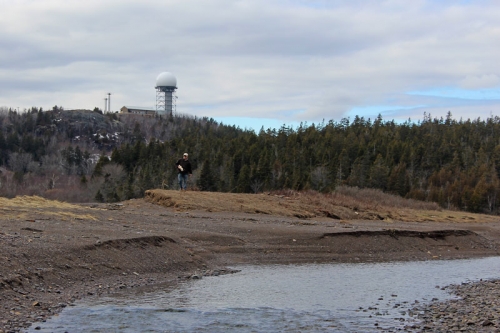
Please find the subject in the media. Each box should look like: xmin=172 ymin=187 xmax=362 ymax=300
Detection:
xmin=311 ymin=166 xmax=329 ymax=192
xmin=250 ymin=179 xmax=264 ymax=194
xmin=8 ymin=152 xmax=33 ymax=173
xmin=48 ymin=174 xmax=59 ymax=189
xmin=39 ymin=154 xmax=64 ymax=176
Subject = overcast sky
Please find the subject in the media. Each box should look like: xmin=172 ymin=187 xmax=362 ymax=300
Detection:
xmin=1 ymin=0 xmax=499 ymax=131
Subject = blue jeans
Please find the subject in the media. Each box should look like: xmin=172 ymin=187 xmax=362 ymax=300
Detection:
xmin=178 ymin=173 xmax=188 ymax=190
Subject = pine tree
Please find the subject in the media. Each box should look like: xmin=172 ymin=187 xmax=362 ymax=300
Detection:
xmin=198 ymin=159 xmax=216 ymax=191
xmin=236 ymin=164 xmax=251 ymax=193
xmin=92 ymin=154 xmax=110 ymax=178
xmin=95 ymin=190 xmax=104 ymax=202
xmin=368 ymin=154 xmax=389 ymax=190
xmin=388 ymin=162 xmax=409 ymax=197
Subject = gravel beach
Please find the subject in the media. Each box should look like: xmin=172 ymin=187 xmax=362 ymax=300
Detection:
xmin=405 ymin=279 xmax=500 ymax=332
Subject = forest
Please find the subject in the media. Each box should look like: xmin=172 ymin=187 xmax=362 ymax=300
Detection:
xmin=0 ymin=106 xmax=499 ymax=214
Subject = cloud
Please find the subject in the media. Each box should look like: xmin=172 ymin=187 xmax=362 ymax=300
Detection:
xmin=0 ymin=0 xmax=499 ymax=124
xmin=459 ymin=74 xmax=500 ymax=90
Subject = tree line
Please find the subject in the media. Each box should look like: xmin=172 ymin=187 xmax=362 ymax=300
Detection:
xmin=1 ymin=107 xmax=499 ymax=214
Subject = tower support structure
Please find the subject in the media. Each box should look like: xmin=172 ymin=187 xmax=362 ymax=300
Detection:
xmin=156 ymin=87 xmax=176 ymax=116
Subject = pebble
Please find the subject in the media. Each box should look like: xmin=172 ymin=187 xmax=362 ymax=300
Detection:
xmin=405 ymin=279 xmax=500 ymax=332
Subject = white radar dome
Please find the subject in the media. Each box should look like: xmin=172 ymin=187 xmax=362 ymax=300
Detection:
xmin=156 ymin=72 xmax=177 ymax=88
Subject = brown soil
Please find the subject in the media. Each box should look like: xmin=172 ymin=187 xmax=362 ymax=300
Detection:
xmin=1 ymin=191 xmax=500 ymax=332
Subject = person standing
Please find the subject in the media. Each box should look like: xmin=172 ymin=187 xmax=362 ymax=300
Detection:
xmin=175 ymin=153 xmax=192 ymax=190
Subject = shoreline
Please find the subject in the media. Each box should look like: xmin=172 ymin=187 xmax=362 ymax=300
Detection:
xmin=406 ymin=278 xmax=500 ymax=332
xmin=1 ymin=198 xmax=500 ymax=332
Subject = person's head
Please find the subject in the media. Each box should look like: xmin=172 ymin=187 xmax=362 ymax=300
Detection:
xmin=183 ymin=153 xmax=188 ymax=159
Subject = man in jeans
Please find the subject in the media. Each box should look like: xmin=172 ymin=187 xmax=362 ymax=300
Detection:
xmin=175 ymin=153 xmax=192 ymax=190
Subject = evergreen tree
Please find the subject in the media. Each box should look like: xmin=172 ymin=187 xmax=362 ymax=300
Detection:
xmin=347 ymin=151 xmax=370 ymax=188
xmin=236 ymin=164 xmax=251 ymax=193
xmin=93 ymin=154 xmax=110 ymax=178
xmin=387 ymin=162 xmax=409 ymax=197
xmin=368 ymin=154 xmax=389 ymax=190
xmin=95 ymin=190 xmax=104 ymax=202
xmin=198 ymin=159 xmax=216 ymax=191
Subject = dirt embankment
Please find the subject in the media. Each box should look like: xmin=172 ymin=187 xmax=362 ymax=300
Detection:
xmin=1 ymin=192 xmax=500 ymax=332
xmin=144 ymin=189 xmax=500 ymax=223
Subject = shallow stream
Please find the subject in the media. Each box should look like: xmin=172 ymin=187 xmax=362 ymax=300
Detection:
xmin=26 ymin=257 xmax=500 ymax=332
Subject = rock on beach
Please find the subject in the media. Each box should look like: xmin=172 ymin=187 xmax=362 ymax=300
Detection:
xmin=406 ymin=279 xmax=500 ymax=332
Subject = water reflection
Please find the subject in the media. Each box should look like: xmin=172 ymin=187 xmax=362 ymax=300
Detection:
xmin=27 ymin=257 xmax=500 ymax=333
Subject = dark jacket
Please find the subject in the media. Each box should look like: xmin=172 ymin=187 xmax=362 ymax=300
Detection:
xmin=175 ymin=158 xmax=192 ymax=175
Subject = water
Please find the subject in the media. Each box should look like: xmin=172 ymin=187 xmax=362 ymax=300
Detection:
xmin=27 ymin=257 xmax=500 ymax=332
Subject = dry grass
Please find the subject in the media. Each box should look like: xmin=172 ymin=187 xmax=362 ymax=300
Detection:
xmin=331 ymin=186 xmax=441 ymax=210
xmin=2 ymin=187 xmax=499 ymax=224
xmin=145 ymin=188 xmax=500 ymax=223
xmin=0 ymin=196 xmax=97 ymax=221
xmin=145 ymin=190 xmax=316 ymax=218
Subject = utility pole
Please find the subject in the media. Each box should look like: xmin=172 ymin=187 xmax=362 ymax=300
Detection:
xmin=104 ymin=98 xmax=108 ymax=112
xmin=107 ymin=92 xmax=111 ymax=113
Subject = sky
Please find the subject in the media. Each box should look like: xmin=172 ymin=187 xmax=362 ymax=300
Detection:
xmin=1 ymin=0 xmax=499 ymax=132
